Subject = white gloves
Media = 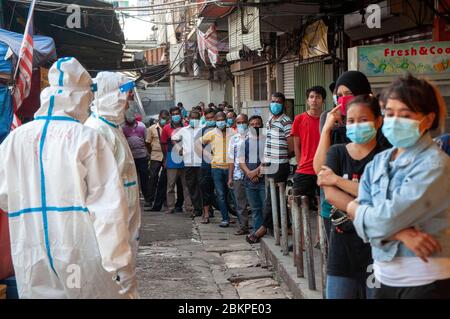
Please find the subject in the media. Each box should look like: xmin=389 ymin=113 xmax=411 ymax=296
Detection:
xmin=113 ymin=266 xmax=139 ymax=299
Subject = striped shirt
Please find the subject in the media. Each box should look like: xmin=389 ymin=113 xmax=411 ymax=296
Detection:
xmin=202 ymin=128 xmax=235 ymax=169
xmin=263 ymin=114 xmax=292 ymax=164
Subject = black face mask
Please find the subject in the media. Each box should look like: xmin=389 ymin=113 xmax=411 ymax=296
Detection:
xmin=250 ymin=126 xmax=263 ymax=136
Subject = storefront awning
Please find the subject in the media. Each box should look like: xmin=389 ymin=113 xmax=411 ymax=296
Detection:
xmin=197 ymin=0 xmax=237 ymax=19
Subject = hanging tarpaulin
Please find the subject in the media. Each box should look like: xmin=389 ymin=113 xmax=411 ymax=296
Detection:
xmin=0 ymin=37 xmax=13 ymax=143
xmin=0 ymin=85 xmax=13 ymax=143
xmin=300 ymin=20 xmax=328 ymax=60
xmin=197 ymin=24 xmax=219 ymax=68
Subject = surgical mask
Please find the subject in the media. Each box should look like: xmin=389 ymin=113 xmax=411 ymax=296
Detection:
xmin=269 ymin=102 xmax=283 ymax=115
xmin=200 ymin=117 xmax=206 ymax=126
xmin=216 ymin=121 xmax=226 ymax=129
xmin=206 ymin=120 xmax=216 ymax=127
xmin=160 ymin=119 xmax=167 ymax=126
xmin=237 ymin=123 xmax=248 ymax=134
xmin=333 ymin=94 xmax=338 ymax=106
xmin=226 ymin=118 xmax=235 ymax=127
xmin=189 ymin=119 xmax=200 ymax=128
xmin=172 ymin=115 xmax=181 ymax=123
xmin=346 ymin=122 xmax=376 ymax=144
xmin=382 ymin=117 xmax=423 ymax=148
xmin=337 ymin=96 xmax=354 ymax=116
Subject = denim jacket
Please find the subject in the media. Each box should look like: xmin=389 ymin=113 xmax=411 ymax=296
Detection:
xmin=354 ymin=133 xmax=450 ymax=262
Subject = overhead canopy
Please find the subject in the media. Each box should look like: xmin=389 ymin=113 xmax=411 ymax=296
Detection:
xmin=198 ymin=0 xmax=236 ymax=19
xmin=0 ymin=28 xmax=57 ymax=70
xmin=4 ymin=0 xmax=125 ymax=71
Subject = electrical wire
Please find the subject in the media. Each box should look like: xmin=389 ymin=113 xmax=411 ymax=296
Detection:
xmin=7 ymin=0 xmax=226 ymax=12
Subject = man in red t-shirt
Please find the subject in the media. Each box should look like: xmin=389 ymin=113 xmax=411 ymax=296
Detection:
xmin=291 ymin=86 xmax=326 ymax=210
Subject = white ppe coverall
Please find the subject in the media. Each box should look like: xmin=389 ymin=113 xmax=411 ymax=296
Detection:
xmin=84 ymin=72 xmax=141 ymax=265
xmin=0 ymin=57 xmax=137 ymax=298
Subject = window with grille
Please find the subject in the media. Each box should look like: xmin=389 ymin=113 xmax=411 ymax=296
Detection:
xmin=253 ymin=68 xmax=267 ymax=101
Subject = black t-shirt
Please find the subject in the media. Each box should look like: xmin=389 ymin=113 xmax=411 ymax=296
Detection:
xmin=325 ymin=143 xmax=388 ymax=278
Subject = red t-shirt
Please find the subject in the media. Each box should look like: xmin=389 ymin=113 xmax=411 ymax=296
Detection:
xmin=291 ymin=112 xmax=320 ymax=175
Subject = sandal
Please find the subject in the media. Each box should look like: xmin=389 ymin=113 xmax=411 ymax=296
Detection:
xmin=200 ymin=218 xmax=210 ymax=224
xmin=246 ymin=233 xmax=260 ymax=244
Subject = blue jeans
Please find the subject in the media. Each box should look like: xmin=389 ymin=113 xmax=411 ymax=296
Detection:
xmin=245 ymin=183 xmax=265 ymax=232
xmin=212 ymin=168 xmax=229 ymax=222
xmin=326 ymin=275 xmax=374 ymax=299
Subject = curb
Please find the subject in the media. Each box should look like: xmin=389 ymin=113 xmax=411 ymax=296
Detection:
xmin=260 ymin=237 xmax=323 ymax=299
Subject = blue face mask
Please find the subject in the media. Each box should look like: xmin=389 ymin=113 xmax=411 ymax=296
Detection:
xmin=346 ymin=122 xmax=377 ymax=144
xmin=382 ymin=117 xmax=422 ymax=148
xmin=216 ymin=121 xmax=226 ymax=130
xmin=160 ymin=119 xmax=167 ymax=126
xmin=172 ymin=115 xmax=181 ymax=123
xmin=237 ymin=123 xmax=248 ymax=134
xmin=226 ymin=118 xmax=235 ymax=127
xmin=206 ymin=120 xmax=216 ymax=127
xmin=270 ymin=102 xmax=283 ymax=115
xmin=189 ymin=119 xmax=200 ymax=128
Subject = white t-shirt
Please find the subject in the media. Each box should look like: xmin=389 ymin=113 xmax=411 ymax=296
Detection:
xmin=374 ymin=257 xmax=450 ymax=287
xmin=171 ymin=126 xmax=202 ymax=167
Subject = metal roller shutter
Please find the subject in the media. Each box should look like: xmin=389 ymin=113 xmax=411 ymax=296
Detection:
xmin=283 ymin=62 xmax=295 ymax=99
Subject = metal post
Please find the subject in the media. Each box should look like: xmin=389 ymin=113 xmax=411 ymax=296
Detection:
xmin=278 ymin=182 xmax=289 ymax=256
xmin=269 ymin=178 xmax=280 ymax=245
xmin=301 ymin=196 xmax=316 ymax=290
xmin=318 ymin=213 xmax=328 ymax=298
xmin=292 ymin=193 xmax=304 ymax=277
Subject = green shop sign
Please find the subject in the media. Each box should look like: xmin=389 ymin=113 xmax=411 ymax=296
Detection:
xmin=357 ymin=42 xmax=450 ymax=76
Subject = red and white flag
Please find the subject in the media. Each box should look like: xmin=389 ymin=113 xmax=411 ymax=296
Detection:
xmin=197 ymin=24 xmax=218 ymax=68
xmin=11 ymin=0 xmax=37 ymax=129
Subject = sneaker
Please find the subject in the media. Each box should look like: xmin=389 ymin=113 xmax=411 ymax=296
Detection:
xmin=219 ymin=221 xmax=229 ymax=228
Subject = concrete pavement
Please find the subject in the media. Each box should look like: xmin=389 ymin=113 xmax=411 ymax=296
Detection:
xmin=136 ymin=206 xmax=292 ymax=299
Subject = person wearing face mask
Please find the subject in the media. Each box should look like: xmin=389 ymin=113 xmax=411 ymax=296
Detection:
xmin=317 ymin=95 xmax=390 ymax=299
xmin=227 ymin=114 xmax=250 ymax=234
xmin=226 ymin=110 xmax=237 ymax=132
xmin=0 ymin=58 xmax=136 ymax=298
xmin=197 ymin=108 xmax=217 ymax=222
xmin=255 ymin=92 xmax=293 ymax=241
xmin=202 ymin=111 xmax=236 ymax=227
xmin=160 ymin=107 xmax=193 ymax=215
xmin=85 ymin=72 xmax=141 ymax=269
xmin=314 ymin=71 xmax=390 ymax=241
xmin=345 ymin=75 xmax=450 ymax=299
xmin=172 ymin=111 xmax=204 ymax=218
xmin=123 ymin=109 xmax=151 ymax=209
xmin=239 ymin=115 xmax=266 ymax=243
xmin=146 ymin=109 xmax=170 ymax=211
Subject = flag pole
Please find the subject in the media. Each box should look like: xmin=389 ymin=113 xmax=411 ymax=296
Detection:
xmin=13 ymin=0 xmax=37 ymax=82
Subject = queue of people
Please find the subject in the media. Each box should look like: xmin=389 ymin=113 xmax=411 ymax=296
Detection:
xmin=0 ymin=56 xmax=448 ymax=299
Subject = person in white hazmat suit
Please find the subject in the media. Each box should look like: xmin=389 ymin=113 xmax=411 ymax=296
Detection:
xmin=0 ymin=57 xmax=137 ymax=298
xmin=84 ymin=72 xmax=141 ymax=266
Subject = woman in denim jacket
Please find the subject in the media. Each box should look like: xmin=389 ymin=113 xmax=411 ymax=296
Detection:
xmin=347 ymin=74 xmax=450 ymax=299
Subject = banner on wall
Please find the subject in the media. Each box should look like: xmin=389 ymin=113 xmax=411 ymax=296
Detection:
xmin=356 ymin=41 xmax=450 ymax=76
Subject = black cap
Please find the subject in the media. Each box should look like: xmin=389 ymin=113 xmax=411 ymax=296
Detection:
xmin=335 ymin=71 xmax=372 ymax=96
